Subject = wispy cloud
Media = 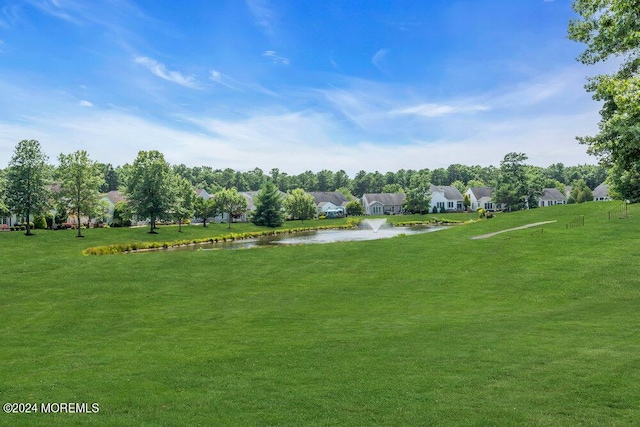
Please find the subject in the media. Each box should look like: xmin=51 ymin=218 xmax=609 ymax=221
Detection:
xmin=0 ymin=4 xmax=22 ymax=29
xmin=209 ymin=69 xmax=241 ymax=90
xmin=246 ymin=0 xmax=275 ymax=36
xmin=371 ymin=48 xmax=390 ymax=73
xmin=392 ymin=103 xmax=490 ymax=117
xmin=134 ymin=55 xmax=198 ymax=88
xmin=79 ymin=100 xmax=93 ymax=107
xmin=263 ymin=50 xmax=290 ymax=65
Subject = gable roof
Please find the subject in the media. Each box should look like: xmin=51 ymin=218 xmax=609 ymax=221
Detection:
xmin=309 ymin=191 xmax=349 ymax=206
xmin=430 ymin=184 xmax=464 ymax=200
xmin=593 ymin=182 xmax=610 ymax=198
xmin=362 ymin=193 xmax=405 ymax=206
xmin=105 ymin=190 xmax=126 ymax=204
xmin=468 ymin=187 xmax=493 ymax=199
xmin=539 ymin=188 xmax=566 ymax=201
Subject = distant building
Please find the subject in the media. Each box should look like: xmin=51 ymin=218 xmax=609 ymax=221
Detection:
xmin=593 ymin=183 xmax=612 ymax=201
xmin=430 ymin=185 xmax=464 ymax=212
xmin=465 ymin=187 xmax=496 ymax=211
xmin=538 ymin=188 xmax=566 ymax=207
xmin=362 ymin=193 xmax=405 ymax=215
xmin=309 ymin=192 xmax=349 ymax=217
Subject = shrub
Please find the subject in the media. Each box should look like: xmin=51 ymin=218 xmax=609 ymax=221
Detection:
xmin=34 ymin=215 xmax=47 ymax=230
xmin=432 ymin=206 xmax=438 ymax=213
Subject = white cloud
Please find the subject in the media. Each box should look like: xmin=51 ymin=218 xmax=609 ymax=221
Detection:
xmin=263 ymin=50 xmax=290 ymax=65
xmin=246 ymin=0 xmax=275 ymax=36
xmin=371 ymin=48 xmax=390 ymax=73
xmin=79 ymin=100 xmax=93 ymax=107
xmin=133 ymin=55 xmax=198 ymax=88
xmin=392 ymin=103 xmax=490 ymax=117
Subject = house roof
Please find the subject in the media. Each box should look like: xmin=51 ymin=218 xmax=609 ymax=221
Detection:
xmin=539 ymin=188 xmax=566 ymax=201
xmin=429 ymin=184 xmax=464 ymax=200
xmin=105 ymin=190 xmax=126 ymax=204
xmin=309 ymin=191 xmax=349 ymax=206
xmin=593 ymin=182 xmax=609 ymax=198
xmin=362 ymin=193 xmax=405 ymax=206
xmin=468 ymin=187 xmax=493 ymax=199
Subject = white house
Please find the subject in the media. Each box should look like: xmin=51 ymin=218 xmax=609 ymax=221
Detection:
xmin=195 ymin=188 xmax=212 ymax=200
xmin=309 ymin=192 xmax=349 ymax=217
xmin=103 ymin=190 xmax=128 ymax=225
xmin=465 ymin=187 xmax=496 ymax=211
xmin=362 ymin=193 xmax=405 ymax=215
xmin=430 ymin=185 xmax=464 ymax=212
xmin=593 ymin=182 xmax=612 ymax=201
xmin=538 ymin=188 xmax=566 ymax=207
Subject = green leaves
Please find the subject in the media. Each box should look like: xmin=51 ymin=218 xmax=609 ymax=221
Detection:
xmin=569 ymin=0 xmax=640 ymax=201
xmin=5 ymin=140 xmax=50 ymax=234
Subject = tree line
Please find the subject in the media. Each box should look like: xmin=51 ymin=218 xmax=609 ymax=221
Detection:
xmin=0 ymin=139 xmax=611 ymax=236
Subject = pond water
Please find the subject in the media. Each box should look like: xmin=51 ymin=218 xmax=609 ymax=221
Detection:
xmin=174 ymin=224 xmax=447 ymax=251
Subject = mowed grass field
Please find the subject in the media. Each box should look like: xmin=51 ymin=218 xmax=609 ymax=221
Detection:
xmin=1 ymin=202 xmax=639 ymax=425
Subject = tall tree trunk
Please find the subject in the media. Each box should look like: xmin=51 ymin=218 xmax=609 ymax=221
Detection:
xmin=25 ymin=207 xmax=33 ymax=236
xmin=76 ymin=205 xmax=83 ymax=237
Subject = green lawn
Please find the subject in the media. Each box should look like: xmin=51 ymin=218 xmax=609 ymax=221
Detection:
xmin=1 ymin=202 xmax=639 ymax=425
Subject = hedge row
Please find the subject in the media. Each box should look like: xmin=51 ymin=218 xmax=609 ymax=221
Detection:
xmin=392 ymin=218 xmax=464 ymax=226
xmin=83 ymin=225 xmax=356 ymax=256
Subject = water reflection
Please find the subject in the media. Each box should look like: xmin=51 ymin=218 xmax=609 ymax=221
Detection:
xmin=175 ymin=225 xmax=446 ymax=251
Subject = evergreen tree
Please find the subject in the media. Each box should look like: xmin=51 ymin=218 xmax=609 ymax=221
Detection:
xmin=252 ymin=181 xmax=284 ymax=227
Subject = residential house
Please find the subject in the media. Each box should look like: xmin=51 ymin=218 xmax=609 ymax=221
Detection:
xmin=593 ymin=182 xmax=612 ymax=201
xmin=538 ymin=188 xmax=566 ymax=207
xmin=429 ymin=185 xmax=464 ymax=212
xmin=465 ymin=187 xmax=496 ymax=211
xmin=195 ymin=188 xmax=212 ymax=200
xmin=362 ymin=193 xmax=405 ymax=215
xmin=103 ymin=190 xmax=127 ymax=225
xmin=309 ymin=192 xmax=349 ymax=217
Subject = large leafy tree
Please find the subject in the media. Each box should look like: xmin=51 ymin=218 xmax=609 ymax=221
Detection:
xmin=171 ymin=176 xmax=195 ymax=233
xmin=494 ymin=152 xmax=529 ymax=211
xmin=57 ymin=150 xmax=104 ymax=237
xmin=0 ymin=170 xmax=9 ymax=218
xmin=5 ymin=140 xmax=50 ymax=235
xmin=568 ymin=0 xmax=640 ymax=201
xmin=252 ymin=181 xmax=284 ymax=228
xmin=214 ymin=188 xmax=247 ymax=229
xmin=126 ymin=150 xmax=174 ymax=233
xmin=403 ymin=186 xmax=431 ymax=214
xmin=284 ymin=188 xmax=316 ymax=223
xmin=193 ymin=197 xmax=217 ymax=227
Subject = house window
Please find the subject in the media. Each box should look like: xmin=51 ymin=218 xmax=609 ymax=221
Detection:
xmin=372 ymin=205 xmax=382 ymax=215
xmin=447 ymin=201 xmax=454 ymax=209
xmin=436 ymin=202 xmax=445 ymax=209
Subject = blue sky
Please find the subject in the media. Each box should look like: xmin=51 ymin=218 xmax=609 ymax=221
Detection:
xmin=0 ymin=0 xmax=607 ymax=175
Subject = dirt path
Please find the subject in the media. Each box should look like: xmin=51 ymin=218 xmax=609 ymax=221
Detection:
xmin=470 ymin=220 xmax=557 ymax=240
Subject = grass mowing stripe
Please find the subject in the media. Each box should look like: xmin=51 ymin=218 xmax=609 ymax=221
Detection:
xmin=1 ymin=202 xmax=639 ymax=424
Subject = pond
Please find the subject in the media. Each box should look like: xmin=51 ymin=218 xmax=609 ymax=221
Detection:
xmin=173 ymin=224 xmax=448 ymax=251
